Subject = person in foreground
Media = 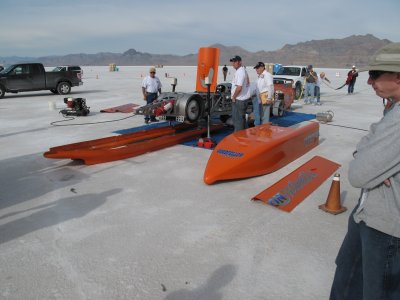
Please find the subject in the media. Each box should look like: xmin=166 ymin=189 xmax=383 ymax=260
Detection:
xmin=330 ymin=42 xmax=400 ymax=300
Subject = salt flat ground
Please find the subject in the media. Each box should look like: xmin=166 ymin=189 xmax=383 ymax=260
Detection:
xmin=0 ymin=65 xmax=381 ymax=300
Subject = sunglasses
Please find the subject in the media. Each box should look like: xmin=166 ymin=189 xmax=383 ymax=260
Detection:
xmin=368 ymin=70 xmax=392 ymax=80
xmin=150 ymin=72 xmax=156 ymax=74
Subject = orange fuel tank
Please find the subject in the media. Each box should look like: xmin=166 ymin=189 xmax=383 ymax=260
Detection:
xmin=195 ymin=47 xmax=220 ymax=93
xmin=203 ymin=122 xmax=320 ymax=184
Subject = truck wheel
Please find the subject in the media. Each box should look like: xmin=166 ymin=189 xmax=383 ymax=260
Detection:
xmin=50 ymin=89 xmax=58 ymax=94
xmin=272 ymin=100 xmax=285 ymax=117
xmin=57 ymin=82 xmax=71 ymax=95
xmin=294 ymin=83 xmax=302 ymax=99
xmin=0 ymin=85 xmax=5 ymax=99
xmin=185 ymin=98 xmax=201 ymax=123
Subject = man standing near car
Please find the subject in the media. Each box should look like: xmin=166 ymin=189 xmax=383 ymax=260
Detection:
xmin=230 ymin=55 xmax=251 ymax=131
xmin=254 ymin=62 xmax=274 ymax=124
xmin=142 ymin=67 xmax=162 ymax=124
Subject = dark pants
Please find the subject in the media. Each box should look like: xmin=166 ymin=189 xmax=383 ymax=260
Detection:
xmin=348 ymin=81 xmax=356 ymax=94
xmin=330 ymin=206 xmax=400 ymax=300
xmin=145 ymin=93 xmax=158 ymax=121
xmin=232 ymin=99 xmax=250 ymax=132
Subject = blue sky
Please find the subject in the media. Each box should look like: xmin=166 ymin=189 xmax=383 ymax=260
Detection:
xmin=1 ymin=0 xmax=399 ymax=57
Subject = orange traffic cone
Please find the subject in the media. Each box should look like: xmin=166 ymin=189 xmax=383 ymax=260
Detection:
xmin=319 ymin=173 xmax=347 ymax=215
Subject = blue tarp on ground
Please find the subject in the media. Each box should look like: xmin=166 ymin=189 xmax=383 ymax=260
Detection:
xmin=114 ymin=112 xmax=316 ymax=149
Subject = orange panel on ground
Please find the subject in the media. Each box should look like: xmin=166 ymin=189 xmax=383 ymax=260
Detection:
xmin=252 ymin=156 xmax=341 ymax=212
xmin=100 ymin=103 xmax=139 ymax=113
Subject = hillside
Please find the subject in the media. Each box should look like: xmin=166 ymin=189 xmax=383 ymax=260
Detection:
xmin=0 ymin=34 xmax=393 ymax=68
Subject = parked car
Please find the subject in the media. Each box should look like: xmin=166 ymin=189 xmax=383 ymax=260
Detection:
xmin=0 ymin=63 xmax=83 ymax=98
xmin=273 ymin=65 xmax=308 ymax=99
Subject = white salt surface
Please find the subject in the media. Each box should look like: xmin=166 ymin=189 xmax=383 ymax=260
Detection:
xmin=0 ymin=65 xmax=382 ymax=299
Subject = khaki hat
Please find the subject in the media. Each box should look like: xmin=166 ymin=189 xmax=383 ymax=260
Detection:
xmin=359 ymin=42 xmax=400 ymax=72
xmin=149 ymin=67 xmax=156 ymax=73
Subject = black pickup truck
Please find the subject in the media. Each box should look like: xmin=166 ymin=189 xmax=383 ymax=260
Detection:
xmin=0 ymin=63 xmax=83 ymax=98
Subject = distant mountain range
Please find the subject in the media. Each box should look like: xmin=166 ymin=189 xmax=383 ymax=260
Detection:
xmin=0 ymin=34 xmax=393 ymax=68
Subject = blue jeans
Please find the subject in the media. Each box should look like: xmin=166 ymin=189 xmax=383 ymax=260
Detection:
xmin=348 ymin=81 xmax=355 ymax=94
xmin=261 ymin=104 xmax=271 ymax=124
xmin=252 ymin=96 xmax=261 ymax=126
xmin=330 ymin=206 xmax=400 ymax=300
xmin=314 ymin=86 xmax=320 ymax=103
xmin=232 ymin=99 xmax=249 ymax=132
xmin=305 ymin=83 xmax=315 ymax=103
xmin=145 ymin=93 xmax=158 ymax=121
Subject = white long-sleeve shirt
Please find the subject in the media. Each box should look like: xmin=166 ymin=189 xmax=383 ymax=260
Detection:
xmin=256 ymin=70 xmax=274 ymax=100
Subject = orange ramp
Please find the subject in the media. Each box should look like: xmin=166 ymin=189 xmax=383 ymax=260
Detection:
xmin=100 ymin=103 xmax=139 ymax=113
xmin=252 ymin=156 xmax=341 ymax=212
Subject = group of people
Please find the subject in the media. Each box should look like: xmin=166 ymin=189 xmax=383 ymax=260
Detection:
xmin=228 ymin=56 xmax=274 ymax=131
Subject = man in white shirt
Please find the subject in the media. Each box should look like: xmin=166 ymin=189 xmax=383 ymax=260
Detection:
xmin=254 ymin=62 xmax=274 ymax=124
xmin=230 ymin=55 xmax=251 ymax=131
xmin=141 ymin=67 xmax=162 ymax=124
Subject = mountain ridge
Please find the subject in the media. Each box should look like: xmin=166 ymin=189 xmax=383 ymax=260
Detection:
xmin=0 ymin=34 xmax=393 ymax=68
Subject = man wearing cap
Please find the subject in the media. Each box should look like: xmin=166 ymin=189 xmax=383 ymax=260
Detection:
xmin=347 ymin=65 xmax=359 ymax=94
xmin=304 ymin=65 xmax=318 ymax=104
xmin=254 ymin=62 xmax=274 ymax=124
xmin=330 ymin=43 xmax=400 ymax=299
xmin=141 ymin=67 xmax=162 ymax=124
xmin=230 ymin=55 xmax=251 ymax=131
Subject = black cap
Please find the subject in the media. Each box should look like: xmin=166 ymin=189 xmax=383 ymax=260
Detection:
xmin=254 ymin=62 xmax=265 ymax=69
xmin=229 ymin=55 xmax=242 ymax=62
xmin=307 ymin=64 xmax=313 ymax=69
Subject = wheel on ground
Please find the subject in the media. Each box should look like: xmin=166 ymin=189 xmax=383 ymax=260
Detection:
xmin=0 ymin=85 xmax=5 ymax=98
xmin=272 ymin=100 xmax=285 ymax=117
xmin=185 ymin=97 xmax=201 ymax=122
xmin=295 ymin=83 xmax=302 ymax=99
xmin=57 ymin=82 xmax=71 ymax=95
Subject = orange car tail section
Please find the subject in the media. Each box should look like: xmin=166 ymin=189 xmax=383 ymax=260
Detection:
xmin=203 ymin=122 xmax=320 ymax=184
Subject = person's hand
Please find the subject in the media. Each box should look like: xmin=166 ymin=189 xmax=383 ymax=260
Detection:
xmin=384 ymin=179 xmax=391 ymax=187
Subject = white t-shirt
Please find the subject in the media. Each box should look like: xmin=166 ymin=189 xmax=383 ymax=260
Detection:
xmin=231 ymin=66 xmax=251 ymax=100
xmin=142 ymin=76 xmax=162 ymax=93
xmin=256 ymin=70 xmax=274 ymax=100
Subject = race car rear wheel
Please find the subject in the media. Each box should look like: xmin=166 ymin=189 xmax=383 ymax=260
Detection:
xmin=185 ymin=97 xmax=201 ymax=123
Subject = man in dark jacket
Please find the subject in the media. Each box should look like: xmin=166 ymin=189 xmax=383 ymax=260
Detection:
xmin=347 ymin=65 xmax=358 ymax=94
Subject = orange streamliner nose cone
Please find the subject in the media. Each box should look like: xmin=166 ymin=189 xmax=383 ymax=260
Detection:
xmin=203 ymin=123 xmax=319 ymax=184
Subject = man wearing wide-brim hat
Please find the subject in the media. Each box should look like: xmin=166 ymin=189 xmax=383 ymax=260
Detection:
xmin=330 ymin=42 xmax=400 ymax=299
